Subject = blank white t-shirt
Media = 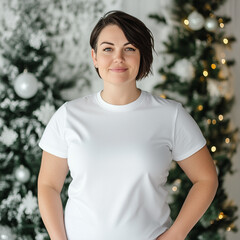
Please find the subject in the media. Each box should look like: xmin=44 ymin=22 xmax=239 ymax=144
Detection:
xmin=39 ymin=89 xmax=206 ymax=240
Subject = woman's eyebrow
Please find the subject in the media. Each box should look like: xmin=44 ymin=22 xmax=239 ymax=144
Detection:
xmin=100 ymin=41 xmax=131 ymax=46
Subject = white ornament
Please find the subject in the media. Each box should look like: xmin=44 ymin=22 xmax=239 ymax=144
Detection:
xmin=188 ymin=11 xmax=205 ymax=31
xmin=204 ymin=17 xmax=218 ymax=32
xmin=171 ymin=58 xmax=195 ymax=82
xmin=207 ymin=78 xmax=221 ymax=97
xmin=0 ymin=225 xmax=16 ymax=240
xmin=14 ymin=165 xmax=30 ymax=183
xmin=14 ymin=72 xmax=38 ymax=99
xmin=0 ymin=126 xmax=18 ymax=147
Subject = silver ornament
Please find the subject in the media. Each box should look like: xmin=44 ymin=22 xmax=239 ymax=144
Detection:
xmin=14 ymin=72 xmax=38 ymax=99
xmin=0 ymin=225 xmax=16 ymax=240
xmin=204 ymin=17 xmax=218 ymax=32
xmin=188 ymin=11 xmax=205 ymax=31
xmin=14 ymin=165 xmax=30 ymax=183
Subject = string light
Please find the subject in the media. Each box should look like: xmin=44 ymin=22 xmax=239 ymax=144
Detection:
xmin=223 ymin=38 xmax=229 ymax=44
xmin=211 ymin=64 xmax=217 ymax=69
xmin=211 ymin=146 xmax=217 ymax=152
xmin=207 ymin=119 xmax=211 ymax=125
xmin=225 ymin=138 xmax=230 ymax=144
xmin=218 ymin=212 xmax=225 ymax=220
xmin=203 ymin=70 xmax=208 ymax=77
xmin=184 ymin=19 xmax=189 ymax=25
xmin=218 ymin=115 xmax=224 ymax=121
xmin=197 ymin=105 xmax=203 ymax=111
xmin=212 ymin=119 xmax=217 ymax=125
xmin=220 ymin=23 xmax=225 ymax=28
xmin=160 ymin=94 xmax=166 ymax=99
xmin=221 ymin=59 xmax=226 ymax=64
xmin=172 ymin=186 xmax=178 ymax=192
xmin=227 ymin=226 xmax=232 ymax=232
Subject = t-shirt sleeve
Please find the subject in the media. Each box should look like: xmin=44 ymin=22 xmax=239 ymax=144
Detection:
xmin=38 ymin=102 xmax=68 ymax=158
xmin=172 ymin=103 xmax=206 ymax=161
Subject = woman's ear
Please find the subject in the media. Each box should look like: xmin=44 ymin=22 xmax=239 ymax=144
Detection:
xmin=91 ymin=49 xmax=98 ymax=68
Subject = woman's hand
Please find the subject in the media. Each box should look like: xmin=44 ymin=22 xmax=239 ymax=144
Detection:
xmin=156 ymin=230 xmax=185 ymax=240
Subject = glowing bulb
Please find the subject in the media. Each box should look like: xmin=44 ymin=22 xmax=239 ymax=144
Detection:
xmin=223 ymin=38 xmax=229 ymax=44
xmin=218 ymin=212 xmax=224 ymax=219
xmin=203 ymin=70 xmax=208 ymax=77
xmin=172 ymin=186 xmax=178 ymax=192
xmin=184 ymin=19 xmax=189 ymax=25
xmin=220 ymin=23 xmax=224 ymax=28
xmin=212 ymin=119 xmax=217 ymax=125
xmin=218 ymin=115 xmax=224 ymax=121
xmin=211 ymin=146 xmax=217 ymax=152
xmin=211 ymin=64 xmax=216 ymax=69
xmin=219 ymin=18 xmax=223 ymax=23
xmin=197 ymin=105 xmax=203 ymax=111
xmin=227 ymin=227 xmax=231 ymax=231
xmin=160 ymin=94 xmax=166 ymax=99
xmin=225 ymin=138 xmax=230 ymax=144
xmin=221 ymin=59 xmax=226 ymax=64
xmin=207 ymin=119 xmax=211 ymax=125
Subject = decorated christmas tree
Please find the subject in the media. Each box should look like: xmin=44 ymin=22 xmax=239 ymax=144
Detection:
xmin=0 ymin=1 xmax=73 ymax=239
xmin=150 ymin=0 xmax=238 ymax=239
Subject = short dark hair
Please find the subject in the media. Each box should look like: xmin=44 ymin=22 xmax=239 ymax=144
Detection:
xmin=90 ymin=10 xmax=154 ymax=80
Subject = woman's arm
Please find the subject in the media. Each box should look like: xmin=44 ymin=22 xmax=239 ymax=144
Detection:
xmin=157 ymin=145 xmax=218 ymax=240
xmin=38 ymin=151 xmax=69 ymax=240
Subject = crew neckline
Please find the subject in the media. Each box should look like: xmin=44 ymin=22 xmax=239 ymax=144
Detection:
xmin=96 ymin=89 xmax=145 ymax=112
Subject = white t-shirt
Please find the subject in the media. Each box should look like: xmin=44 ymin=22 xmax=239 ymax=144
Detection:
xmin=39 ymin=89 xmax=206 ymax=240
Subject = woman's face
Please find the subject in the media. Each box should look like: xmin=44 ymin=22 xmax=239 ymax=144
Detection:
xmin=91 ymin=24 xmax=141 ymax=86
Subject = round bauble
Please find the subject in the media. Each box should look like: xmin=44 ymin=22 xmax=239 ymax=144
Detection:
xmin=0 ymin=225 xmax=16 ymax=240
xmin=205 ymin=17 xmax=218 ymax=32
xmin=188 ymin=11 xmax=205 ymax=31
xmin=14 ymin=72 xmax=38 ymax=99
xmin=14 ymin=165 xmax=31 ymax=183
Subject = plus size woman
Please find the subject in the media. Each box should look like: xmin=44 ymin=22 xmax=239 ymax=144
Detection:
xmin=37 ymin=11 xmax=218 ymax=240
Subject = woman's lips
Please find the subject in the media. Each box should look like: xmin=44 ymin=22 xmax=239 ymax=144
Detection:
xmin=109 ymin=68 xmax=128 ymax=73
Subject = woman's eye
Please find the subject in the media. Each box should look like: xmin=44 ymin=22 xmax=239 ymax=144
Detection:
xmin=103 ymin=48 xmax=112 ymax=52
xmin=125 ymin=47 xmax=136 ymax=51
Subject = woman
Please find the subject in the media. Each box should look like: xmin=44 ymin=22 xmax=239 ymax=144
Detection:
xmin=38 ymin=11 xmax=218 ymax=240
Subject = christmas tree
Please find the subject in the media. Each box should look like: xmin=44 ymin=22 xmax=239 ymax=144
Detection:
xmin=150 ymin=0 xmax=238 ymax=239
xmin=0 ymin=1 xmax=73 ymax=239
xmin=0 ymin=0 xmax=109 ymax=238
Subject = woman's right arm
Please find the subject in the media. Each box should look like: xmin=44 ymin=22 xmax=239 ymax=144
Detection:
xmin=38 ymin=151 xmax=69 ymax=240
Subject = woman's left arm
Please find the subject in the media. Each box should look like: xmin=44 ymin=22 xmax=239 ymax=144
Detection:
xmin=157 ymin=145 xmax=218 ymax=240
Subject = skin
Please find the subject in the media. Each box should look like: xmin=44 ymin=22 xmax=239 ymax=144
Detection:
xmin=38 ymin=24 xmax=218 ymax=240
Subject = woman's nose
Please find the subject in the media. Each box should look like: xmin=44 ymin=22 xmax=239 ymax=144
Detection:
xmin=114 ymin=50 xmax=124 ymax=63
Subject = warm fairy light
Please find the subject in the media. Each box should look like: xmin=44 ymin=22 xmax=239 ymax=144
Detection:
xmin=184 ymin=19 xmax=189 ymax=25
xmin=207 ymin=119 xmax=212 ymax=125
xmin=221 ymin=58 xmax=226 ymax=64
xmin=225 ymin=138 xmax=230 ymax=144
xmin=203 ymin=70 xmax=208 ymax=77
xmin=218 ymin=212 xmax=224 ymax=220
xmin=218 ymin=115 xmax=224 ymax=121
xmin=227 ymin=226 xmax=232 ymax=231
xmin=223 ymin=38 xmax=229 ymax=44
xmin=220 ymin=23 xmax=225 ymax=28
xmin=197 ymin=105 xmax=203 ymax=111
xmin=212 ymin=119 xmax=217 ymax=125
xmin=211 ymin=64 xmax=217 ymax=69
xmin=211 ymin=146 xmax=217 ymax=152
xmin=160 ymin=94 xmax=166 ymax=99
xmin=219 ymin=18 xmax=223 ymax=23
xmin=172 ymin=186 xmax=178 ymax=192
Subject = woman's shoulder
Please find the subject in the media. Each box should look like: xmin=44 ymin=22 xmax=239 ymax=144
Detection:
xmin=143 ymin=90 xmax=182 ymax=110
